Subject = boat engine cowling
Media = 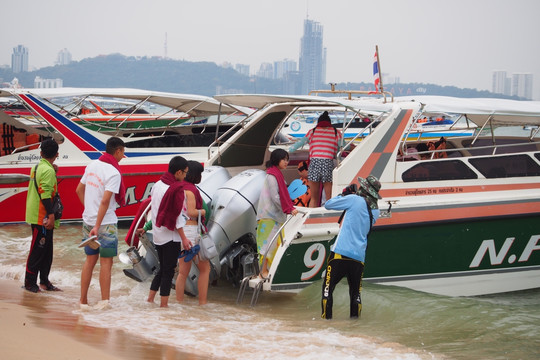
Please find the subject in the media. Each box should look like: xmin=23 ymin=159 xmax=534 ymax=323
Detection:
xmin=204 ymin=169 xmax=267 ymax=283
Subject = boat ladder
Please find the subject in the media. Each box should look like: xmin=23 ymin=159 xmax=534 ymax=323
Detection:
xmin=236 ymin=275 xmax=268 ymax=307
xmin=236 ymin=210 xmax=309 ymax=306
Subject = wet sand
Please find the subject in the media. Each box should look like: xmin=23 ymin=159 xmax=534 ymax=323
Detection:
xmin=0 ymin=279 xmax=208 ymax=360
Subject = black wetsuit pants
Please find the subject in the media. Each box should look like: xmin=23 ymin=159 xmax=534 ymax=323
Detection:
xmin=321 ymin=252 xmax=365 ymax=320
xmin=150 ymin=240 xmax=181 ymax=297
xmin=25 ymin=224 xmax=54 ymax=287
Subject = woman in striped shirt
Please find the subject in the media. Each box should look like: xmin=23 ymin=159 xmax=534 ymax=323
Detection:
xmin=305 ymin=111 xmax=343 ymax=207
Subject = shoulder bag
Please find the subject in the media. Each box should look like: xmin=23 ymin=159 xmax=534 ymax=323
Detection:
xmin=33 ymin=164 xmax=63 ymax=219
xmin=197 ymin=210 xmax=217 ymax=261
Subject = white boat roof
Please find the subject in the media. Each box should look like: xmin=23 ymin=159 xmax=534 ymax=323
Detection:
xmin=0 ymin=87 xmax=243 ymax=117
xmin=214 ymin=94 xmax=394 ymax=113
xmin=215 ymin=94 xmax=540 ymax=126
xmin=396 ymin=96 xmax=540 ymax=126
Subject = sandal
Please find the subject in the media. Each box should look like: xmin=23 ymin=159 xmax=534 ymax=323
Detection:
xmin=179 ymin=245 xmax=200 ymax=263
xmin=41 ymin=282 xmax=62 ymax=291
xmin=24 ymin=283 xmax=40 ymax=293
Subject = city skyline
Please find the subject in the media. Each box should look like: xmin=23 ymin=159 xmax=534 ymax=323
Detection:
xmin=1 ymin=0 xmax=539 ymax=99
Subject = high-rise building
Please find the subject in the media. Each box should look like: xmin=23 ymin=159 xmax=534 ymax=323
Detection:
xmin=511 ymin=73 xmax=533 ymax=100
xmin=34 ymin=76 xmax=63 ymax=88
xmin=235 ymin=64 xmax=250 ymax=77
xmin=492 ymin=70 xmax=511 ymax=96
xmin=273 ymin=59 xmax=297 ymax=79
xmin=56 ymin=48 xmax=72 ymax=66
xmin=299 ymin=19 xmax=326 ymax=94
xmin=257 ymin=62 xmax=273 ymax=79
xmin=11 ymin=45 xmax=29 ymax=73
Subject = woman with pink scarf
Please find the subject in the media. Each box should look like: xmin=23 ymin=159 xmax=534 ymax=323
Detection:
xmin=256 ymin=149 xmax=298 ymax=278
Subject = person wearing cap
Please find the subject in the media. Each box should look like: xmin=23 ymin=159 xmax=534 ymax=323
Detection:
xmin=321 ymin=175 xmax=381 ymax=320
xmin=289 ymin=111 xmax=343 ymax=207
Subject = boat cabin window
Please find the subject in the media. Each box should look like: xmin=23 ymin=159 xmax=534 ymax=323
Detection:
xmin=469 ymin=155 xmax=540 ymax=178
xmin=215 ymin=111 xmax=287 ymax=167
xmin=461 ymin=138 xmax=538 ymax=156
xmin=402 ymin=160 xmax=477 ymax=182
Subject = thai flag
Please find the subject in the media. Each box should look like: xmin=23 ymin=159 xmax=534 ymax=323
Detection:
xmin=372 ymin=51 xmax=380 ymax=93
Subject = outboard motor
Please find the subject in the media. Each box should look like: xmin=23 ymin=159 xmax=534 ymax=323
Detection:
xmin=204 ymin=169 xmax=267 ymax=285
xmin=183 ymin=165 xmax=231 ymax=296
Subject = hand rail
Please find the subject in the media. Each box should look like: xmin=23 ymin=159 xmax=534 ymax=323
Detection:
xmin=258 ymin=209 xmax=309 ymax=277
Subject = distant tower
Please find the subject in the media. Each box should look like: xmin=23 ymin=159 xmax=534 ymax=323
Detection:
xmin=56 ymin=48 xmax=72 ymax=65
xmin=299 ymin=19 xmax=325 ymax=94
xmin=492 ymin=70 xmax=510 ymax=96
xmin=11 ymin=45 xmax=29 ymax=73
xmin=164 ymin=33 xmax=168 ymax=59
xmin=273 ymin=59 xmax=297 ymax=79
xmin=512 ymin=73 xmax=533 ymax=100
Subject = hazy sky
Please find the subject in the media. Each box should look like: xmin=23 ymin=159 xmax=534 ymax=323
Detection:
xmin=2 ymin=0 xmax=539 ymax=99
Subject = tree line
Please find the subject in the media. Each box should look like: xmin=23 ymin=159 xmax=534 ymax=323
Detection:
xmin=0 ymin=54 xmax=521 ymax=100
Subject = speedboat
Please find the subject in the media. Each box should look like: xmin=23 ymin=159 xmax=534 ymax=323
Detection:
xmin=0 ymin=88 xmax=245 ymax=223
xmin=283 ymin=106 xmax=475 ymax=141
xmin=196 ymin=94 xmax=540 ymax=299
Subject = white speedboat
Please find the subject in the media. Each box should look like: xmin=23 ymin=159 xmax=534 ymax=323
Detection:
xmin=0 ymin=88 xmax=244 ymax=223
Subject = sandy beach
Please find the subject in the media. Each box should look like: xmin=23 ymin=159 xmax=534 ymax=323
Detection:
xmin=0 ymin=279 xmax=205 ymax=360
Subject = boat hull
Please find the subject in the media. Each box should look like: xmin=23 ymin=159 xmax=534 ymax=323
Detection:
xmin=268 ymin=212 xmax=540 ymax=296
xmin=0 ymin=163 xmax=167 ymax=223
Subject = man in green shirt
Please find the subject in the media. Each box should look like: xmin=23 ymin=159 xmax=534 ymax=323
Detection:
xmin=24 ymin=138 xmax=61 ymax=293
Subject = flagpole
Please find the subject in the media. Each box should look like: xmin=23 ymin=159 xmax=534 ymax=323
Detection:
xmin=375 ymin=45 xmax=384 ymax=94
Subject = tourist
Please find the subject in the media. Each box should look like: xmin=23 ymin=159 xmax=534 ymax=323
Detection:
xmin=175 ymin=160 xmax=210 ymax=305
xmin=76 ymin=136 xmax=126 ymax=310
xmin=321 ymin=175 xmax=381 ymax=320
xmin=256 ymin=149 xmax=298 ymax=278
xmin=24 ymin=139 xmax=62 ymax=293
xmin=290 ymin=111 xmax=343 ymax=207
xmin=292 ymin=160 xmax=311 ymax=207
xmin=147 ymin=156 xmax=191 ymax=308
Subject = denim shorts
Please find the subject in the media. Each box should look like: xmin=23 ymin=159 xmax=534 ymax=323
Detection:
xmin=82 ymin=223 xmax=118 ymax=258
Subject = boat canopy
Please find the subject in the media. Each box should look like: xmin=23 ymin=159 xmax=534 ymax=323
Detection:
xmin=214 ymin=94 xmax=394 ymax=113
xmin=397 ymin=96 xmax=540 ymax=126
xmin=0 ymin=88 xmax=244 ymax=117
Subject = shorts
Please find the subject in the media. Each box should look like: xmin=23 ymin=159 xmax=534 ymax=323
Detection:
xmin=82 ymin=223 xmax=118 ymax=258
xmin=182 ymin=224 xmax=200 ymax=250
xmin=256 ymin=219 xmax=283 ymax=267
xmin=308 ymin=158 xmax=334 ymax=183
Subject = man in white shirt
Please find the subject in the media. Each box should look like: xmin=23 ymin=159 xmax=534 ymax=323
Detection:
xmin=76 ymin=137 xmax=125 ymax=310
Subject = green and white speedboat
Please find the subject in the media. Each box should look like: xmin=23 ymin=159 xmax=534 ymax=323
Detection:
xmin=199 ymin=94 xmax=540 ymax=299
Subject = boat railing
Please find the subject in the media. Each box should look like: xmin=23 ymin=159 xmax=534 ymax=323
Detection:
xmin=401 ymin=138 xmax=540 ymax=161
xmin=336 ymin=118 xmax=379 ymax=162
xmin=309 ymin=83 xmax=394 ymax=103
xmin=258 ymin=208 xmax=310 ymax=278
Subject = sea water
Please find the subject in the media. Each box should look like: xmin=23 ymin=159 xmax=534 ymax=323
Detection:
xmin=1 ymin=223 xmax=539 ymax=360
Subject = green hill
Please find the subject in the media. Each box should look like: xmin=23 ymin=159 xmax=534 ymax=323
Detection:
xmin=0 ymin=54 xmax=520 ymax=99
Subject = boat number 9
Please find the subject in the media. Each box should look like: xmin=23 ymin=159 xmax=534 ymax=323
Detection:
xmin=301 ymin=243 xmax=326 ymax=281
